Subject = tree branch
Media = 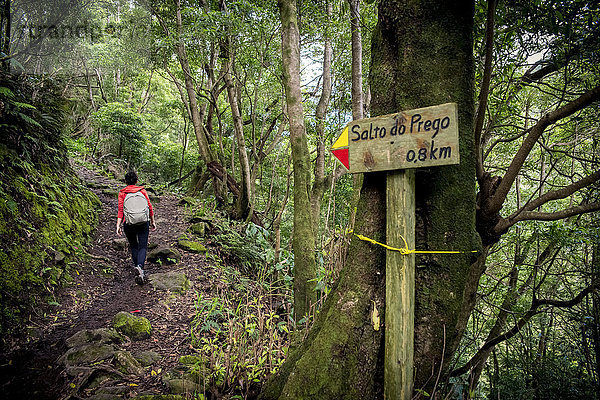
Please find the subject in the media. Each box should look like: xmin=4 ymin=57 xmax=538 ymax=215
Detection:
xmin=519 ymin=44 xmax=583 ymax=85
xmin=486 ymin=86 xmax=600 ymax=214
xmin=502 ymin=169 xmax=600 ymax=224
xmin=451 ymin=282 xmax=598 ymax=377
xmin=496 ymin=202 xmax=600 ymax=232
xmin=474 ymin=0 xmax=497 ymax=183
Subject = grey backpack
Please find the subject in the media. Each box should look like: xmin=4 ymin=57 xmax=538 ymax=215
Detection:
xmin=123 ymin=191 xmax=149 ymax=225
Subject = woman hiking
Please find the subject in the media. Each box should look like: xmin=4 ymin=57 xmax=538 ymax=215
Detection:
xmin=116 ymin=170 xmax=157 ymax=284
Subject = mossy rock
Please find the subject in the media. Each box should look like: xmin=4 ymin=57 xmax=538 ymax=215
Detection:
xmin=148 ymin=272 xmax=189 ymax=294
xmin=187 ymin=215 xmax=213 ymax=225
xmin=133 ymin=395 xmax=184 ymax=400
xmin=179 ymin=355 xmax=204 ymax=365
xmin=147 ymin=247 xmax=181 ymax=265
xmin=114 ymin=350 xmax=145 ymax=376
xmin=165 ymin=378 xmax=202 ymax=395
xmin=83 ymin=367 xmax=124 ymax=390
xmin=177 ymin=240 xmax=206 ymax=254
xmin=188 ymin=222 xmax=206 ymax=237
xmin=178 ymin=355 xmax=210 ymax=379
xmin=65 ymin=365 xmax=92 ymax=377
xmin=66 ymin=328 xmax=124 ymax=348
xmin=86 ymin=182 xmax=111 ymax=190
xmin=148 ymin=242 xmax=159 ymax=251
xmin=112 ymin=311 xmax=152 ymax=341
xmin=60 ymin=343 xmax=116 ymax=366
xmin=177 ymin=233 xmax=189 ymax=241
xmin=135 ymin=351 xmax=162 ymax=367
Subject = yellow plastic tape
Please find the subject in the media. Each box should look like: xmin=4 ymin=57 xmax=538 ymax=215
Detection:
xmin=348 ymin=230 xmax=477 ymax=255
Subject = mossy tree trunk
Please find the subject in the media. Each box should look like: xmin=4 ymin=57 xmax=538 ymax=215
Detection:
xmin=260 ymin=0 xmax=478 ymax=398
xmin=259 ymin=173 xmax=387 ymax=399
xmin=370 ymin=0 xmax=478 ymax=393
xmin=278 ymin=0 xmax=317 ymax=322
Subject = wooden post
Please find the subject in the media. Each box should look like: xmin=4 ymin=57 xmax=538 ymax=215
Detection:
xmin=385 ymin=169 xmax=415 ymax=399
xmin=329 ymin=102 xmax=459 ymax=398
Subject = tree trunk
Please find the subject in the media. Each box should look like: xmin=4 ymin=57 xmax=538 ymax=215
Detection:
xmin=81 ymin=58 xmax=97 ymax=112
xmin=347 ymin=0 xmax=364 ymax=232
xmin=310 ymin=0 xmax=333 ymax=243
xmin=592 ymin=244 xmax=600 ymax=392
xmin=173 ymin=0 xmax=213 ymax=165
xmin=274 ymin=154 xmax=292 ymax=265
xmin=224 ymin=55 xmax=252 ymax=220
xmin=259 ymin=173 xmax=387 ymax=399
xmin=348 ymin=0 xmax=363 ymax=120
xmin=370 ymin=0 xmax=478 ymax=393
xmin=278 ymin=0 xmax=317 ymax=323
xmin=179 ymin=117 xmax=188 ymax=181
xmin=1 ymin=0 xmax=10 ymax=72
xmin=532 ymin=312 xmax=551 ymax=400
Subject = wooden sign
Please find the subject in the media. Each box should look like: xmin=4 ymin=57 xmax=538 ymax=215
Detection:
xmin=331 ymin=103 xmax=459 ymax=173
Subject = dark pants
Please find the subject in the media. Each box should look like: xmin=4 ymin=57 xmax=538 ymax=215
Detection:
xmin=123 ymin=222 xmax=149 ymax=268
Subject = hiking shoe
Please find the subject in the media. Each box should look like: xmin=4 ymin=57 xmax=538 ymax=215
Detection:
xmin=134 ymin=265 xmax=145 ymax=285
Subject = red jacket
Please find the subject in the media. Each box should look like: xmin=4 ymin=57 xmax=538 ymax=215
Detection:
xmin=118 ymin=185 xmax=154 ymax=220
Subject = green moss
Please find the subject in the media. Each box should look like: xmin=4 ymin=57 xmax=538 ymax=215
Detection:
xmin=112 ymin=311 xmax=152 ymax=341
xmin=179 ymin=354 xmax=204 ymax=365
xmin=260 ymin=175 xmax=387 ymax=400
xmin=0 ymin=144 xmax=100 ymax=335
xmin=188 ymin=222 xmax=206 ymax=236
xmin=177 ymin=239 xmax=207 ymax=254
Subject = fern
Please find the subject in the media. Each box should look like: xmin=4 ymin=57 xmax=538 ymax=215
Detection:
xmin=18 ymin=113 xmax=43 ymax=128
xmin=0 ymin=86 xmax=15 ymax=99
xmin=13 ymin=101 xmax=37 ymax=110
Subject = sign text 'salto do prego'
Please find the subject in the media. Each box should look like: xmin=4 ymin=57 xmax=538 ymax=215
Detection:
xmin=331 ymin=103 xmax=460 ymax=173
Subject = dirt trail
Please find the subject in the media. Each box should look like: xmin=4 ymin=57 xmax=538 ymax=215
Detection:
xmin=1 ymin=165 xmax=211 ymax=399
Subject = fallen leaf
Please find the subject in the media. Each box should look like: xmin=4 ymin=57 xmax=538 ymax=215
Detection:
xmin=371 ymin=301 xmax=380 ymax=331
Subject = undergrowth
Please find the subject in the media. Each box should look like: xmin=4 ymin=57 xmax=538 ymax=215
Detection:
xmin=189 ymin=282 xmax=289 ymax=398
xmin=164 ymin=180 xmax=351 ymax=398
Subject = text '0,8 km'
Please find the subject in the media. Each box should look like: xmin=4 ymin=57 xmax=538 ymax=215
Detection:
xmin=330 ymin=103 xmax=460 ymax=173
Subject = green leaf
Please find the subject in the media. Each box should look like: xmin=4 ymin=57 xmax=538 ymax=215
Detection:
xmin=0 ymin=86 xmax=15 ymax=99
xmin=13 ymin=101 xmax=37 ymax=110
xmin=18 ymin=113 xmax=43 ymax=128
xmin=9 ymin=57 xmax=24 ymax=72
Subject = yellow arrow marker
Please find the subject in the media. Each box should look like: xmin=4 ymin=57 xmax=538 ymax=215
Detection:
xmin=331 ymin=126 xmax=350 ymax=169
xmin=331 ymin=126 xmax=348 ymax=149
